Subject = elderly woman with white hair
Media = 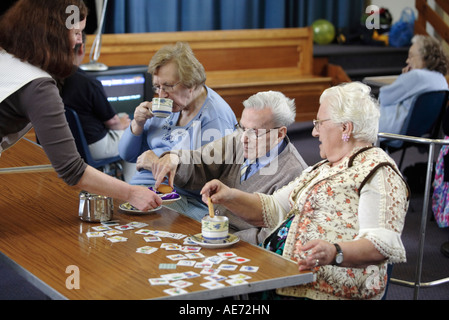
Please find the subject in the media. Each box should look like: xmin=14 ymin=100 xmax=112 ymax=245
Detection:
xmin=201 ymin=82 xmax=410 ymax=300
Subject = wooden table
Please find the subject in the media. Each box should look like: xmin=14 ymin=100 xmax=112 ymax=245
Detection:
xmin=0 ymin=140 xmax=313 ymax=300
xmin=362 ymin=75 xmax=398 ymax=98
xmin=0 ymin=138 xmax=52 ymax=172
xmin=362 ymin=75 xmax=398 ymax=87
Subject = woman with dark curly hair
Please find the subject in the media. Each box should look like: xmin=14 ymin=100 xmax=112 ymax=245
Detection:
xmin=378 ymin=35 xmax=449 ymax=142
xmin=0 ymin=0 xmax=161 ymax=212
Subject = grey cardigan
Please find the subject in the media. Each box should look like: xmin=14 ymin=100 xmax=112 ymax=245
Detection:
xmin=172 ymin=130 xmax=308 ymax=244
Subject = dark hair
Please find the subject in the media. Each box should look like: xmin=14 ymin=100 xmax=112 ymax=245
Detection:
xmin=0 ymin=0 xmax=88 ymax=78
xmin=74 ymin=30 xmax=87 ymax=54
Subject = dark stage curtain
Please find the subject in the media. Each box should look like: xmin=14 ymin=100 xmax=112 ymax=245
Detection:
xmin=103 ymin=0 xmax=364 ymax=34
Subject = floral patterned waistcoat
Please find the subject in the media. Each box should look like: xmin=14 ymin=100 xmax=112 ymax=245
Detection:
xmin=277 ymin=146 xmax=407 ymax=300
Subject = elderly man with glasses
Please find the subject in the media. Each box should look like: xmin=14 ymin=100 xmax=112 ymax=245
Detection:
xmin=145 ymin=91 xmax=308 ymax=245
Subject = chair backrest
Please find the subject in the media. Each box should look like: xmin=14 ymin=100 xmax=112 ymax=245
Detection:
xmin=403 ymin=90 xmax=449 ymax=138
xmin=64 ymin=107 xmax=121 ymax=169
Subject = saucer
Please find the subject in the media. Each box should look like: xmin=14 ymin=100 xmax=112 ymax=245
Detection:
xmin=161 ymin=194 xmax=181 ymax=205
xmin=189 ymin=233 xmax=239 ymax=249
xmin=118 ymin=202 xmax=162 ymax=214
xmin=148 ymin=187 xmax=182 ymax=205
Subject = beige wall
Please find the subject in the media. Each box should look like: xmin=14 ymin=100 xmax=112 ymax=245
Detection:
xmin=367 ymin=0 xmax=448 ymax=51
xmin=442 ymin=10 xmax=449 ymax=52
xmin=368 ymin=0 xmax=417 ymax=23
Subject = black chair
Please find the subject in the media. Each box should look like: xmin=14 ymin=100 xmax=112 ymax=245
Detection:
xmin=65 ymin=107 xmax=123 ymax=176
xmin=380 ymin=90 xmax=449 ymax=170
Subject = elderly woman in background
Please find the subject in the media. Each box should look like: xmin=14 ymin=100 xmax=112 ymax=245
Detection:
xmin=378 ymin=35 xmax=449 ymax=144
xmin=201 ymin=82 xmax=410 ymax=300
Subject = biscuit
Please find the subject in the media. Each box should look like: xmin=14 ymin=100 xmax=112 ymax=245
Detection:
xmin=157 ymin=185 xmax=173 ymax=194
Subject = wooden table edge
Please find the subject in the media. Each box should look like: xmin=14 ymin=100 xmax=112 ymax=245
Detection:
xmin=0 ymin=251 xmax=67 ymax=300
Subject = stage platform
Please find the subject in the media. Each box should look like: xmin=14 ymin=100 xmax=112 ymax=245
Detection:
xmin=314 ymin=44 xmax=409 ymax=81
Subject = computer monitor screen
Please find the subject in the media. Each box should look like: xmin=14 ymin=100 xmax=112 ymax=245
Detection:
xmin=97 ymin=73 xmax=145 ymax=116
xmin=88 ymin=65 xmax=152 ymax=118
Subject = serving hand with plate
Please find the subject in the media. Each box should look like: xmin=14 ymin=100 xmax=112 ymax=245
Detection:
xmin=148 ymin=185 xmax=181 ymax=204
xmin=119 ymin=185 xmax=181 ymax=214
xmin=118 ymin=202 xmax=162 ymax=214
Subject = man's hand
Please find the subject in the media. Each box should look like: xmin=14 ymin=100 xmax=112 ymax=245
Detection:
xmin=136 ymin=150 xmax=159 ymax=172
xmin=153 ymin=153 xmax=180 ymax=189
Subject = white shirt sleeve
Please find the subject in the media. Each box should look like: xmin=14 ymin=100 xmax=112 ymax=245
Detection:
xmin=356 ymin=166 xmax=408 ymax=263
xmin=258 ymin=164 xmax=408 ymax=263
xmin=257 ymin=175 xmax=301 ymax=229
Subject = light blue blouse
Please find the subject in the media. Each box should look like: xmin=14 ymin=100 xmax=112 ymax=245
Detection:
xmin=378 ymin=69 xmax=448 ymax=147
xmin=119 ymin=86 xmax=237 ymax=186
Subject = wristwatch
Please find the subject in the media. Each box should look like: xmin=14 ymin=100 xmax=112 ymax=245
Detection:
xmin=334 ymin=243 xmax=344 ymax=265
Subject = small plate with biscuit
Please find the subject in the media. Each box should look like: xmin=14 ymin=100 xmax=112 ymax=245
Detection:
xmin=149 ymin=185 xmax=181 ymax=205
xmin=118 ymin=202 xmax=162 ymax=214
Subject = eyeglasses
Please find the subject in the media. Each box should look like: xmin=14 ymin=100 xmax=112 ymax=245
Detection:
xmin=235 ymin=123 xmax=280 ymax=140
xmin=312 ymin=118 xmax=331 ymax=131
xmin=152 ymin=81 xmax=181 ymax=93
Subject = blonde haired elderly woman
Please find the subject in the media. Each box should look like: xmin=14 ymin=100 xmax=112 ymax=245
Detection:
xmin=201 ymin=82 xmax=410 ymax=300
xmin=119 ymin=42 xmax=237 ymax=187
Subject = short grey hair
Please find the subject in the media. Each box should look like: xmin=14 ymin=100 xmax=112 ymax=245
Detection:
xmin=320 ymin=82 xmax=380 ymax=143
xmin=242 ymin=91 xmax=296 ymax=127
xmin=412 ymin=35 xmax=449 ymax=75
xmin=148 ymin=42 xmax=207 ymax=88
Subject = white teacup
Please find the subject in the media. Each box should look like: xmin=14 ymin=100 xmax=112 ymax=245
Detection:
xmin=152 ymin=98 xmax=173 ymax=118
xmin=201 ymin=216 xmax=229 ymax=243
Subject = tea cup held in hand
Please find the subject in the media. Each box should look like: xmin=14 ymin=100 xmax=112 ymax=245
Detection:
xmin=152 ymin=98 xmax=173 ymax=118
xmin=201 ymin=216 xmax=229 ymax=243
